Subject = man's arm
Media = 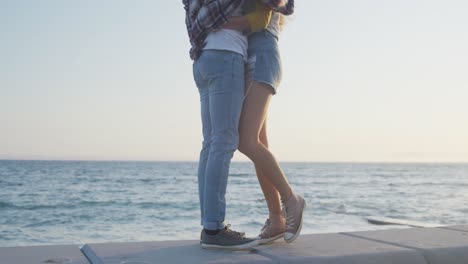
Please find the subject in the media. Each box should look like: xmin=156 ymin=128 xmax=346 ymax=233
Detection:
xmin=183 ymin=0 xmax=243 ymax=60
xmin=195 ymin=0 xmax=243 ymax=31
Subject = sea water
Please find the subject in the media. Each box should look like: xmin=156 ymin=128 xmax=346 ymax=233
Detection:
xmin=1 ymin=160 xmax=467 ymax=247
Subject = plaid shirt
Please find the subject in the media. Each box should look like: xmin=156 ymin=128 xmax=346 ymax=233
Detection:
xmin=183 ymin=0 xmax=294 ymax=60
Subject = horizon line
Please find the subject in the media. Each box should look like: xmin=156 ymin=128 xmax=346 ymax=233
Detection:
xmin=0 ymin=158 xmax=467 ymax=165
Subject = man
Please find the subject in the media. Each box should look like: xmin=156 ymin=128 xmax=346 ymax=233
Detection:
xmin=183 ymin=0 xmax=294 ymax=250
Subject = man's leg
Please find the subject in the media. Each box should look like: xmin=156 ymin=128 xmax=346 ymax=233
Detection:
xmin=193 ymin=59 xmax=211 ymax=226
xmin=202 ymin=50 xmax=245 ymax=230
xmin=195 ymin=50 xmax=259 ymax=250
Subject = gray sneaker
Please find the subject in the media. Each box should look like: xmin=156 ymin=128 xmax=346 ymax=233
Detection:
xmin=201 ymin=225 xmax=258 ymax=250
xmin=283 ymin=194 xmax=306 ymax=243
xmin=199 ymin=227 xmax=245 ymax=243
xmin=256 ymin=218 xmax=285 ymax=245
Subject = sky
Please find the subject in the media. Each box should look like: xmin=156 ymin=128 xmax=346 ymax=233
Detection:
xmin=1 ymin=0 xmax=468 ymax=162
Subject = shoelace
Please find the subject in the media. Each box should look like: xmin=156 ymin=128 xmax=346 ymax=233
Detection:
xmin=260 ymin=217 xmax=286 ymax=237
xmin=224 ymin=224 xmax=246 ymax=239
xmin=259 ymin=219 xmax=271 ymax=237
xmin=260 ymin=219 xmax=271 ymax=233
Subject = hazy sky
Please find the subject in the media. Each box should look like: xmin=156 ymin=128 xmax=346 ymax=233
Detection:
xmin=1 ymin=0 xmax=467 ymax=162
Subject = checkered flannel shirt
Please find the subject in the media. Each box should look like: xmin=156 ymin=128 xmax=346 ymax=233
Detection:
xmin=183 ymin=0 xmax=294 ymax=60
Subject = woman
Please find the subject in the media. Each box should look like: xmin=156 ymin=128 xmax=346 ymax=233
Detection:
xmin=224 ymin=5 xmax=305 ymax=245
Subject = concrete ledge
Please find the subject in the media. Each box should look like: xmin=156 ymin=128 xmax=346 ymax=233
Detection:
xmin=253 ymin=233 xmax=428 ymax=264
xmin=87 ymin=240 xmax=272 ymax=264
xmin=346 ymin=226 xmax=468 ymax=264
xmin=0 ymin=244 xmax=89 ymax=264
xmin=440 ymin=225 xmax=468 ymax=232
xmin=1 ymin=225 xmax=467 ymax=264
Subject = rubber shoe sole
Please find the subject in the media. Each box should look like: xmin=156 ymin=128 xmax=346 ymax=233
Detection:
xmin=201 ymin=239 xmax=259 ymax=250
xmin=256 ymin=232 xmax=284 ymax=245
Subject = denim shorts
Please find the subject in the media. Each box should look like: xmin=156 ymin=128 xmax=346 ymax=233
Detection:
xmin=247 ymin=30 xmax=282 ymax=94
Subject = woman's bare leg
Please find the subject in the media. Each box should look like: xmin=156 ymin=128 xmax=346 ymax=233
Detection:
xmin=255 ymin=120 xmax=283 ymax=225
xmin=240 ymin=81 xmax=305 ymax=243
xmin=238 ymin=81 xmax=293 ymax=201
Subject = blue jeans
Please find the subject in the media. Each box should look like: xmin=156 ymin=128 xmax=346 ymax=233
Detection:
xmin=193 ymin=50 xmax=245 ymax=230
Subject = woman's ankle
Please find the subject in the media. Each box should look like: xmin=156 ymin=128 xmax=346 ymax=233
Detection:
xmin=282 ymin=190 xmax=296 ymax=204
xmin=269 ymin=213 xmax=285 ymax=225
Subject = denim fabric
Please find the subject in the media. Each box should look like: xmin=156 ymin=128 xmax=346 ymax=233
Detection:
xmin=193 ymin=50 xmax=245 ymax=230
xmin=247 ymin=30 xmax=282 ymax=94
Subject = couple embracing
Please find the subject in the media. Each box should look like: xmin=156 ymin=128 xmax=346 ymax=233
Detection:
xmin=183 ymin=0 xmax=305 ymax=250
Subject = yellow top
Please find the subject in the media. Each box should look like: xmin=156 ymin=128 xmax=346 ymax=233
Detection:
xmin=245 ymin=0 xmax=272 ymax=33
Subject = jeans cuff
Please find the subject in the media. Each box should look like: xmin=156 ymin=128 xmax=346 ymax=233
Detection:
xmin=203 ymin=221 xmax=225 ymax=230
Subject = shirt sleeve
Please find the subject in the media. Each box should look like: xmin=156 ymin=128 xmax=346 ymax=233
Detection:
xmin=262 ymin=0 xmax=294 ymax=15
xmin=184 ymin=0 xmax=243 ymax=60
xmin=195 ymin=0 xmax=242 ymax=31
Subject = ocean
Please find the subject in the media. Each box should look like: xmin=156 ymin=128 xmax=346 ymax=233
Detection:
xmin=1 ymin=160 xmax=467 ymax=247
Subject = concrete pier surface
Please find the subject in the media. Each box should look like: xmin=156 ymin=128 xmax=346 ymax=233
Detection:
xmin=1 ymin=225 xmax=467 ymax=264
